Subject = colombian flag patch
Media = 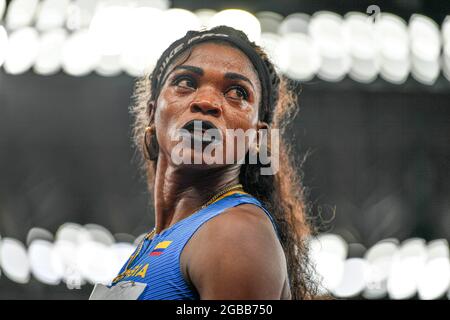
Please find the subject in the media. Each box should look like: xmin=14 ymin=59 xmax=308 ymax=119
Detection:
xmin=150 ymin=241 xmax=173 ymax=256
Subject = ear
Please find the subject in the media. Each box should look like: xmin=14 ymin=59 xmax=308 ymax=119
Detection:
xmin=249 ymin=121 xmax=270 ymax=155
xmin=256 ymin=121 xmax=271 ymax=155
xmin=257 ymin=121 xmax=270 ymax=143
xmin=147 ymin=101 xmax=156 ymax=122
xmin=143 ymin=125 xmax=159 ymax=161
xmin=257 ymin=121 xmax=269 ymax=131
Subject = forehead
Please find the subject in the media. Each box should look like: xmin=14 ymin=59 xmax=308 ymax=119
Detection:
xmin=175 ymin=42 xmax=260 ymax=85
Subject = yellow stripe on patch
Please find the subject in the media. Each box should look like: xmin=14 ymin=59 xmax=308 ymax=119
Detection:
xmin=154 ymin=241 xmax=173 ymax=249
xmin=210 ymin=190 xmax=248 ymax=205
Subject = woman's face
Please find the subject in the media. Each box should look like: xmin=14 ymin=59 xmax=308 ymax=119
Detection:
xmin=153 ymin=42 xmax=262 ymax=168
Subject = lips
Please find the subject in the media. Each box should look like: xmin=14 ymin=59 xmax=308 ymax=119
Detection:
xmin=182 ymin=119 xmax=216 ymax=132
xmin=180 ymin=119 xmax=222 ymax=145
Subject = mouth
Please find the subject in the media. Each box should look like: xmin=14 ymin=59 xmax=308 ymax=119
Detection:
xmin=180 ymin=119 xmax=222 ymax=146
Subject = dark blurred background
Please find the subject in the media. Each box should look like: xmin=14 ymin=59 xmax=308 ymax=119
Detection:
xmin=0 ymin=0 xmax=449 ymax=299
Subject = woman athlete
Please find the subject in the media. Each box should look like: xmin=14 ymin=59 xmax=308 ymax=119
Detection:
xmin=91 ymin=26 xmax=317 ymax=300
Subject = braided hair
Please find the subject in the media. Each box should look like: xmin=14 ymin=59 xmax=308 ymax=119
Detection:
xmin=130 ymin=26 xmax=318 ymax=299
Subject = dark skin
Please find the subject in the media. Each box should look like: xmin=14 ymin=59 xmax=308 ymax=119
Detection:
xmin=146 ymin=42 xmax=291 ymax=299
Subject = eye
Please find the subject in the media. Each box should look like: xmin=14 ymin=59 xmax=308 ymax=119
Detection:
xmin=172 ymin=75 xmax=196 ymax=90
xmin=225 ymin=86 xmax=249 ymax=101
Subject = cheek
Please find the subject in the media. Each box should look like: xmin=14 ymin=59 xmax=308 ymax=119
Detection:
xmin=154 ymin=96 xmax=178 ymax=146
xmin=154 ymin=99 xmax=169 ymax=132
xmin=154 ymin=91 xmax=194 ymax=152
xmin=156 ymin=88 xmax=191 ymax=115
xmin=226 ymin=106 xmax=258 ymax=131
xmin=155 ymin=89 xmax=186 ymax=126
xmin=222 ymin=108 xmax=258 ymax=159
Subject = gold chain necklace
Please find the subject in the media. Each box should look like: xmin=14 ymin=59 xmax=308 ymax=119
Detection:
xmin=112 ymin=183 xmax=244 ymax=284
xmin=200 ymin=183 xmax=244 ymax=209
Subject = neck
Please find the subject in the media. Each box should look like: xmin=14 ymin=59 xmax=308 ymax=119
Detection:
xmin=152 ymin=154 xmax=241 ymax=234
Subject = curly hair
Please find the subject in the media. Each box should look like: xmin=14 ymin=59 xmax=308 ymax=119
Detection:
xmin=129 ymin=26 xmax=319 ymax=299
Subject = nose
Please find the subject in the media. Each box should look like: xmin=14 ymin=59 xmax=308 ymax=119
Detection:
xmin=189 ymin=88 xmax=222 ymax=117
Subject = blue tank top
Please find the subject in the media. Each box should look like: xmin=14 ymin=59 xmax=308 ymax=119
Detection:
xmin=109 ymin=191 xmax=280 ymax=300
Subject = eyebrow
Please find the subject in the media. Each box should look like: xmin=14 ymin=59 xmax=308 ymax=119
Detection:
xmin=172 ymin=65 xmax=255 ymax=89
xmin=224 ymin=72 xmax=255 ymax=89
xmin=173 ymin=65 xmax=204 ymax=76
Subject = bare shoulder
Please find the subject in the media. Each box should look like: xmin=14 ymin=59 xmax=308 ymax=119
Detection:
xmin=189 ymin=204 xmax=284 ymax=260
xmin=201 ymin=204 xmax=278 ymax=242
xmin=181 ymin=203 xmax=289 ymax=299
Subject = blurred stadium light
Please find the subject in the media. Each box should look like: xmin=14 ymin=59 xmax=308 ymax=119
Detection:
xmin=375 ymin=13 xmax=410 ymax=84
xmin=387 ymin=238 xmax=427 ymax=299
xmin=259 ymin=32 xmax=282 ymax=70
xmin=0 ymin=237 xmax=30 ymax=284
xmin=96 ymin=53 xmax=122 ymax=76
xmin=442 ymin=16 xmax=450 ymax=81
xmin=256 ymin=11 xmax=284 ymax=34
xmin=26 ymin=227 xmax=53 ymax=246
xmin=61 ymin=29 xmax=99 ymax=76
xmin=278 ymin=12 xmax=309 ymax=35
xmin=0 ymin=3 xmax=449 ymax=84
xmin=417 ymin=239 xmax=450 ymax=300
xmin=309 ymin=11 xmax=350 ymax=82
xmin=77 ymin=239 xmax=117 ymax=285
xmin=28 ymin=239 xmax=61 ymax=285
xmin=310 ymin=233 xmax=347 ymax=294
xmin=5 ymin=0 xmax=39 ymax=30
xmin=119 ymin=6 xmax=165 ymax=76
xmin=277 ymin=32 xmax=321 ymax=81
xmin=33 ymin=28 xmax=66 ymax=75
xmin=0 ymin=25 xmax=7 ymax=67
xmin=363 ymin=239 xmax=399 ymax=299
xmin=409 ymin=14 xmax=441 ymax=85
xmin=195 ymin=8 xmax=216 ymax=30
xmin=344 ymin=12 xmax=379 ymax=83
xmin=332 ymin=258 xmax=369 ymax=298
xmin=51 ymin=238 xmax=85 ymax=288
xmin=88 ymin=1 xmax=130 ymax=56
xmin=3 ymin=27 xmax=39 ymax=74
xmin=84 ymin=224 xmax=115 ymax=246
xmin=163 ymin=8 xmax=201 ymax=46
xmin=208 ymin=9 xmax=261 ymax=43
xmin=35 ymin=0 xmax=70 ymax=31
xmin=2 ymin=225 xmax=448 ymax=299
xmin=66 ymin=0 xmax=98 ymax=31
